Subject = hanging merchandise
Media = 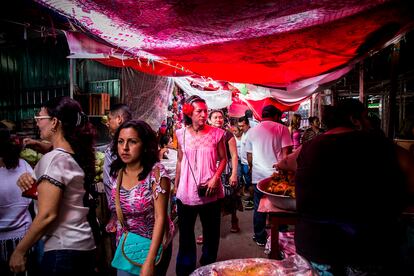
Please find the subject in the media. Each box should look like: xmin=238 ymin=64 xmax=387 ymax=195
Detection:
xmin=174 ymin=77 xmax=232 ymax=109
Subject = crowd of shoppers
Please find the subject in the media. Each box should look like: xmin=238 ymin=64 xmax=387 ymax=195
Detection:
xmin=4 ymin=94 xmax=414 ymax=276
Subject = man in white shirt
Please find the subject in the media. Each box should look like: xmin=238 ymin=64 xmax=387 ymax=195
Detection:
xmin=245 ymin=105 xmax=292 ymax=246
xmin=245 ymin=109 xmax=259 ymax=128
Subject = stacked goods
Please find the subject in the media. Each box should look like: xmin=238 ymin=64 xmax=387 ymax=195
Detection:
xmin=265 ymin=171 xmax=295 ymax=198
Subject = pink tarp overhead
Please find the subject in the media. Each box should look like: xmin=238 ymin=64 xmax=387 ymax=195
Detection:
xmin=65 ymin=31 xmax=299 ymax=113
xmin=65 ymin=31 xmax=192 ymax=77
xmin=64 ymin=31 xmax=354 ymax=107
xmin=39 ymin=0 xmax=414 ymax=107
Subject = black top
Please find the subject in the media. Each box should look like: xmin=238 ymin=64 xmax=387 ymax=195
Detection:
xmin=295 ymin=130 xmax=405 ymax=265
xmin=224 ymin=130 xmax=233 ymax=161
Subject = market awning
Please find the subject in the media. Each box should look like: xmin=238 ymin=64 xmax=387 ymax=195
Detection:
xmin=38 ymin=0 xmax=414 ymax=107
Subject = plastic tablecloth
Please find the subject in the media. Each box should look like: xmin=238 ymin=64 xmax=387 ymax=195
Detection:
xmin=190 ymin=255 xmax=317 ymax=276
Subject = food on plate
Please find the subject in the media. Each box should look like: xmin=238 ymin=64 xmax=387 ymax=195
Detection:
xmin=266 ymin=171 xmax=295 ymax=198
xmin=210 ymin=263 xmax=273 ymax=275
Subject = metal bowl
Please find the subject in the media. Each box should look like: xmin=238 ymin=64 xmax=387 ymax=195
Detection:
xmin=257 ymin=177 xmax=296 ymax=211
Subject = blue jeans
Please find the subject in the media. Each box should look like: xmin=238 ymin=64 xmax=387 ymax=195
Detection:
xmin=41 ymin=249 xmax=96 ymax=276
xmin=238 ymin=161 xmax=251 ymax=189
xmin=253 ymin=184 xmax=267 ymax=243
xmin=176 ymin=200 xmax=221 ymax=276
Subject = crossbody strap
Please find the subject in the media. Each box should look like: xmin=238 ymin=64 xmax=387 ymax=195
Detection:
xmin=183 ymin=128 xmax=199 ymax=186
xmin=115 ymin=166 xmax=162 ymax=229
xmin=115 ymin=169 xmax=126 ymax=229
xmin=115 ymin=166 xmax=165 ymax=266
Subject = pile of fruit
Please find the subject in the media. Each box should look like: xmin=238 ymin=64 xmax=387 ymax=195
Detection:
xmin=94 ymin=151 xmax=105 ymax=183
xmin=265 ymin=171 xmax=295 ymax=198
xmin=20 ymin=148 xmax=43 ymax=168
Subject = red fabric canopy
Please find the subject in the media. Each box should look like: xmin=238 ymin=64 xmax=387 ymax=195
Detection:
xmin=39 ymin=0 xmax=414 ymax=86
xmin=41 ymin=0 xmax=414 ymax=116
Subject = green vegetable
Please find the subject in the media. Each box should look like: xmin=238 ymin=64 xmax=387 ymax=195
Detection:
xmin=20 ymin=148 xmax=39 ymax=164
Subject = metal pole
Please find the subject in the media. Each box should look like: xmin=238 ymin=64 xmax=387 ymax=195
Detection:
xmin=69 ymin=59 xmax=73 ymax=98
xmin=359 ymin=61 xmax=364 ymax=103
xmin=318 ymin=92 xmax=322 ymax=119
xmin=387 ymin=42 xmax=400 ymax=139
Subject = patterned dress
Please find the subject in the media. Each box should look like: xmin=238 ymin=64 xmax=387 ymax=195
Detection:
xmin=108 ymin=162 xmax=174 ymax=243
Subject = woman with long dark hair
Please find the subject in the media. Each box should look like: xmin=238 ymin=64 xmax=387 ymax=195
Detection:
xmin=10 ymin=96 xmax=97 ymax=275
xmin=0 ymin=124 xmax=34 ymax=276
xmin=108 ymin=120 xmax=174 ymax=276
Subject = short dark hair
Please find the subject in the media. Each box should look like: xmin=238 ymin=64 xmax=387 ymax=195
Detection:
xmin=0 ymin=123 xmax=20 ymax=169
xmin=110 ymin=103 xmax=132 ymax=122
xmin=159 ymin=135 xmax=170 ymax=148
xmin=238 ymin=116 xmax=249 ymax=125
xmin=245 ymin=109 xmax=253 ymax=118
xmin=322 ymin=99 xmax=366 ymax=129
xmin=262 ymin=105 xmax=281 ymax=119
xmin=308 ymin=116 xmax=319 ymax=125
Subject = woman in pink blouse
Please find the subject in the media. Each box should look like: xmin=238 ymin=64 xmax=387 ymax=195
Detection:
xmin=174 ymin=95 xmax=227 ymax=276
xmin=108 ymin=120 xmax=174 ymax=276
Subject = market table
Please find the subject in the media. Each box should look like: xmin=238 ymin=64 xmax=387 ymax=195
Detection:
xmin=258 ymin=195 xmax=298 ymax=260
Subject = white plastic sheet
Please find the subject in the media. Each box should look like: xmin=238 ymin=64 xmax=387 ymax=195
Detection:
xmin=190 ymin=255 xmax=317 ymax=276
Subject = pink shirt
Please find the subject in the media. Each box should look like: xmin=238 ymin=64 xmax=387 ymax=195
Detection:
xmin=176 ymin=126 xmax=225 ymax=206
xmin=292 ymin=129 xmax=302 ymax=150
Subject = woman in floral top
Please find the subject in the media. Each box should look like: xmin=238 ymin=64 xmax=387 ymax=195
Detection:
xmin=108 ymin=120 xmax=173 ymax=276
